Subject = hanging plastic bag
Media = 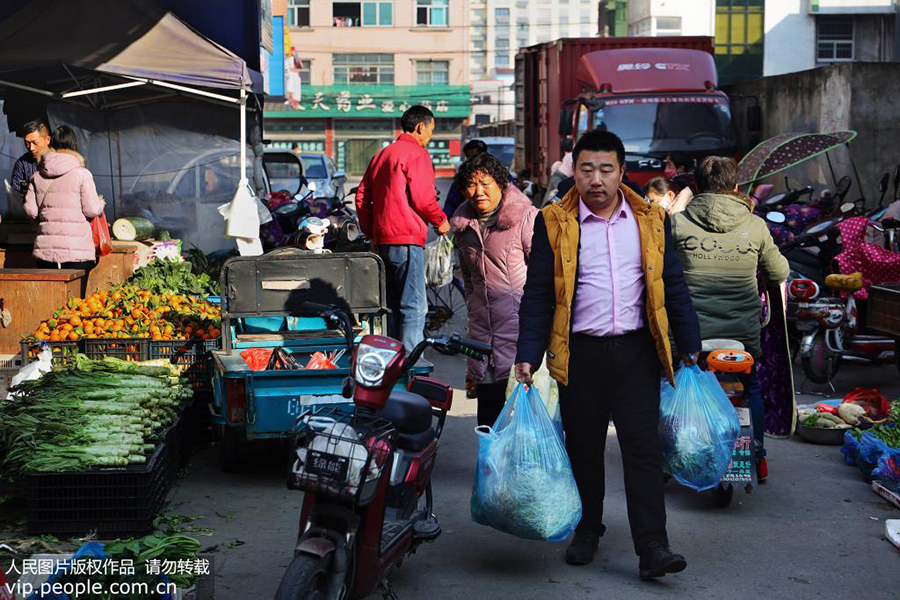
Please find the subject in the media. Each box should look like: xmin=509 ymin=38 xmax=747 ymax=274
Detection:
xmin=470 ymin=383 xmax=581 ymax=541
xmin=91 ymin=212 xmax=113 ymax=257
xmin=659 ymin=365 xmax=741 ymax=492
xmin=424 ymin=235 xmax=454 ymax=287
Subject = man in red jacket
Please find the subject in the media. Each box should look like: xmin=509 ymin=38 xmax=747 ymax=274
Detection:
xmin=356 ymin=105 xmax=450 ymax=353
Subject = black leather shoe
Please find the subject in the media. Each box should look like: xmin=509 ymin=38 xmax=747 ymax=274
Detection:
xmin=639 ymin=541 xmax=686 ymax=579
xmin=564 ymin=530 xmax=600 ymax=566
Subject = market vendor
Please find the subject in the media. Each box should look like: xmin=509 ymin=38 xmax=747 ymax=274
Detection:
xmin=11 ymin=119 xmax=52 ymax=196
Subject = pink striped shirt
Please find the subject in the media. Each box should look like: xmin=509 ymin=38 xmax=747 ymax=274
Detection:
xmin=571 ymin=191 xmax=646 ymax=336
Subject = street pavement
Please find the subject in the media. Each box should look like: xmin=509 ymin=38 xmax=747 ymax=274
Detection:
xmin=163 ymin=177 xmax=900 ymax=598
xmin=170 ymin=347 xmax=900 ymax=600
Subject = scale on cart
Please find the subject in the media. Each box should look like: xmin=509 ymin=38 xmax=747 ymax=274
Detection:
xmin=702 ymin=339 xmax=758 ymax=508
xmin=209 ymin=248 xmax=432 ymax=471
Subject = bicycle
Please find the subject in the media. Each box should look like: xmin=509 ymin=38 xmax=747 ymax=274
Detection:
xmin=425 ymin=265 xmax=467 ymax=336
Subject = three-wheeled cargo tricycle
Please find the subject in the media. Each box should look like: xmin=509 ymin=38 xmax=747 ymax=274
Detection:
xmin=210 ymin=249 xmax=432 ymax=470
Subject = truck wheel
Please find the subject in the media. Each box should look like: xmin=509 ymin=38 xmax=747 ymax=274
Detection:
xmin=801 ymin=332 xmax=841 ymax=384
xmin=218 ymin=425 xmax=243 ymax=473
xmin=712 ymin=483 xmax=733 ymax=508
xmin=275 ymin=553 xmax=332 ymax=600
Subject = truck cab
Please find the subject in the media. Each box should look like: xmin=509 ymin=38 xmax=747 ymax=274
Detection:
xmin=561 ymin=48 xmax=735 ymax=186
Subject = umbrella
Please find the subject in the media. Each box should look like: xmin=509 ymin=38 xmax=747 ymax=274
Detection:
xmin=737 ymin=131 xmax=857 ymax=185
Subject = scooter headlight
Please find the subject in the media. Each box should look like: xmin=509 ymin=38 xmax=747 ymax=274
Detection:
xmin=354 ymin=344 xmax=398 ymax=387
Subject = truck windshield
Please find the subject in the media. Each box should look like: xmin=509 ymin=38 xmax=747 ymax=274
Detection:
xmin=593 ymin=95 xmax=735 ymax=156
xmin=486 ymin=144 xmax=515 ymax=169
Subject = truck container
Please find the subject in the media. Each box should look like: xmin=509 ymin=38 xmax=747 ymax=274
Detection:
xmin=515 ymin=36 xmax=735 ymax=189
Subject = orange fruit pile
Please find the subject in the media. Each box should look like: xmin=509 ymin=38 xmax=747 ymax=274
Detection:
xmin=29 ymin=285 xmax=221 ymax=343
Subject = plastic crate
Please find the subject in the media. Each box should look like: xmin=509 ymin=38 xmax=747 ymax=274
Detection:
xmin=26 ymin=418 xmax=183 ymax=538
xmin=1 ymin=354 xmax=22 ymax=397
xmin=149 ymin=338 xmax=221 ymax=391
xmin=868 ymin=283 xmax=900 ymax=337
xmin=83 ymin=338 xmax=150 ymax=362
xmin=20 ymin=340 xmax=82 ymax=367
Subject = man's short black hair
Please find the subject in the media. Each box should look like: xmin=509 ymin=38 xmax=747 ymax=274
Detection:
xmin=454 ymin=151 xmax=509 ymax=194
xmin=401 ymin=105 xmax=435 ymax=133
xmin=668 ymin=151 xmax=693 ymax=172
xmin=463 ymin=139 xmax=488 ymax=155
xmin=696 ymin=156 xmax=738 ymax=194
xmin=20 ymin=119 xmax=50 ymax=138
xmin=573 ymin=129 xmax=625 ymax=169
xmin=51 ymin=125 xmax=78 ymax=152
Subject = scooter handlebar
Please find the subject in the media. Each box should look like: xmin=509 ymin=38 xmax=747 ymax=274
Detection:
xmin=447 ymin=334 xmax=492 ymax=358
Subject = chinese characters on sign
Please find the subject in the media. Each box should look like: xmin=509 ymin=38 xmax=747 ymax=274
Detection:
xmin=294 ymin=92 xmax=452 ymax=114
xmin=720 ymin=436 xmax=754 ymax=483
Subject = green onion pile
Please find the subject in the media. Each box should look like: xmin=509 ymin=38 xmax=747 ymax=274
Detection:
xmin=0 ymin=355 xmax=192 ymax=479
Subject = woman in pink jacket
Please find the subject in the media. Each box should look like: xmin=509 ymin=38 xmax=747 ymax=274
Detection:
xmin=24 ymin=125 xmax=104 ymax=270
xmin=450 ymin=152 xmax=538 ymax=426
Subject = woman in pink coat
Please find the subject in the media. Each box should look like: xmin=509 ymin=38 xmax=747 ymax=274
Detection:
xmin=450 ymin=152 xmax=538 ymax=426
xmin=24 ymin=125 xmax=104 ymax=270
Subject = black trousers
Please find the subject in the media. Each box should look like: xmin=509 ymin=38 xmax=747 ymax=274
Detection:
xmin=476 ymin=380 xmax=508 ymax=428
xmin=559 ymin=328 xmax=668 ymax=555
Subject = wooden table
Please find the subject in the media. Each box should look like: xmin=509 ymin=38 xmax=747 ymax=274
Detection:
xmin=0 ymin=241 xmax=137 ymax=294
xmin=0 ymin=269 xmax=85 ymax=355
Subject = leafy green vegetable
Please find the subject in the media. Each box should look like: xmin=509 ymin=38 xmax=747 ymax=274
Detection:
xmin=125 ymin=259 xmax=216 ymax=297
xmin=184 ymin=247 xmax=239 ymax=295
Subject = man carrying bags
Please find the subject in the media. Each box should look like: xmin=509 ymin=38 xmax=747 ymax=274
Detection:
xmin=514 ymin=130 xmax=701 ymax=579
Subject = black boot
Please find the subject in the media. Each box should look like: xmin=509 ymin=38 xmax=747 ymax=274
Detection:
xmin=564 ymin=530 xmax=601 ymax=566
xmin=639 ymin=541 xmax=686 ymax=579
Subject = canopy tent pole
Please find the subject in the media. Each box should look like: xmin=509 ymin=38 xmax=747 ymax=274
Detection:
xmin=239 ymin=88 xmax=247 ymax=185
xmin=847 ymin=144 xmax=866 ymax=206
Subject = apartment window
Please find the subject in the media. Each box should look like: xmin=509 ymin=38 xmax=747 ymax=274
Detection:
xmin=537 ymin=9 xmax=551 ymax=25
xmin=496 ymin=37 xmax=509 ymax=50
xmin=715 ymin=0 xmax=764 ymax=85
xmin=473 ymin=8 xmax=486 ymax=22
xmin=496 ymin=54 xmax=510 ymax=67
xmin=416 ymin=60 xmax=449 ymax=85
xmin=817 ymin=17 xmax=853 ymax=62
xmin=495 ymin=8 xmax=510 ymax=24
xmin=288 ymin=0 xmax=310 ymax=27
xmin=417 ymin=0 xmax=449 ymax=27
xmin=473 ymin=38 xmax=486 ymax=51
xmin=517 ymin=20 xmax=529 ymax=33
xmin=333 ymin=53 xmax=394 ymax=84
xmin=299 ymin=60 xmax=311 ymax=86
xmin=579 ymin=9 xmax=590 ymax=24
xmin=332 ymin=1 xmax=392 ymax=27
xmin=560 ymin=13 xmax=569 ymax=28
xmin=656 ymin=16 xmax=681 ymax=35
xmin=516 ymin=0 xmax=528 ymax=7
xmin=517 ymin=35 xmax=529 ymax=48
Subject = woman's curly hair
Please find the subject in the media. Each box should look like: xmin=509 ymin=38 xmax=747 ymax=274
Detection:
xmin=454 ymin=152 xmax=509 ymax=195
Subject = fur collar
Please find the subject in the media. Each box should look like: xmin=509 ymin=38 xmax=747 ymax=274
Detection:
xmin=450 ymin=185 xmax=532 ymax=232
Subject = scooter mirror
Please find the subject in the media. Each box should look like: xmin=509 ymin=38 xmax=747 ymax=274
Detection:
xmin=766 ymin=211 xmax=787 ymax=224
xmin=840 ymin=202 xmax=855 ymax=214
xmin=308 ymin=181 xmax=318 ymax=193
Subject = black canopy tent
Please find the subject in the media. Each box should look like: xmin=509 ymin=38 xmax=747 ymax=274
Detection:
xmin=0 ymin=0 xmax=266 ymax=250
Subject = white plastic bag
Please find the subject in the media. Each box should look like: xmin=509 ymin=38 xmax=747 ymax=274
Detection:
xmin=7 ymin=347 xmax=53 ymax=399
xmin=424 ymin=235 xmax=454 ymax=287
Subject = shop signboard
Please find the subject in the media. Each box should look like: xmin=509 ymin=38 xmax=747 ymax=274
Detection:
xmin=265 ymin=85 xmax=472 ymax=119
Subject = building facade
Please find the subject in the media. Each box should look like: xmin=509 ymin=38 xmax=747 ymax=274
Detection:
xmin=469 ymin=0 xmax=601 ymax=124
xmin=266 ymin=0 xmax=471 ymax=176
xmin=626 ymin=0 xmax=715 ymax=38
xmin=764 ymin=0 xmax=897 ymax=78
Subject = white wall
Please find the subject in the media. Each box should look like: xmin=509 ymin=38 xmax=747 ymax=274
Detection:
xmin=627 ymin=0 xmax=715 ymax=37
xmin=764 ymin=0 xmax=816 ymax=77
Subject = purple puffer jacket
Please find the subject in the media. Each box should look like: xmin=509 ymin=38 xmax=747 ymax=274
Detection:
xmin=24 ymin=150 xmax=104 ymax=265
xmin=450 ymin=186 xmax=537 ymax=382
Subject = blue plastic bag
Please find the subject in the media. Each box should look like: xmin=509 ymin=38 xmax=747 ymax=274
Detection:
xmin=857 ymin=431 xmax=888 ymax=482
xmin=840 ymin=430 xmax=859 ymax=466
xmin=470 ymin=383 xmax=581 ymax=541
xmin=28 ymin=542 xmax=106 ymax=600
xmin=659 ymin=365 xmax=741 ymax=492
xmin=873 ymin=447 xmax=900 ymax=492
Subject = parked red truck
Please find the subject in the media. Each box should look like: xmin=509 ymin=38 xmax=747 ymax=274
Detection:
xmin=515 ymin=36 xmax=736 ymax=188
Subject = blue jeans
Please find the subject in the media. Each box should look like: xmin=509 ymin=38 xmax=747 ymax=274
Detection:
xmin=739 ymin=365 xmax=766 ymax=458
xmin=378 ymin=244 xmax=426 ymax=353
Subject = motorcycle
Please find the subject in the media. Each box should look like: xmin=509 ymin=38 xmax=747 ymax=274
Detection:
xmin=276 ymin=302 xmax=491 ymax=600
xmin=789 ymin=275 xmax=897 ymax=384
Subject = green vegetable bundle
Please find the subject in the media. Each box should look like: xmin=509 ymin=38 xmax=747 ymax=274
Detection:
xmin=0 ymin=355 xmax=192 ymax=480
xmin=847 ymin=423 xmax=900 ymax=448
xmin=125 ymin=258 xmax=217 ymax=297
xmin=56 ymin=535 xmax=203 ymax=598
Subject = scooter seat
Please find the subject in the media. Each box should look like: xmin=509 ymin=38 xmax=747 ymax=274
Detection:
xmin=825 ymin=272 xmax=863 ymax=292
xmin=379 ymin=391 xmax=433 ymax=435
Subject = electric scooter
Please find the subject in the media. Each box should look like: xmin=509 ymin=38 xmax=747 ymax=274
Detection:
xmin=276 ymin=302 xmax=491 ymax=600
